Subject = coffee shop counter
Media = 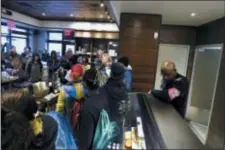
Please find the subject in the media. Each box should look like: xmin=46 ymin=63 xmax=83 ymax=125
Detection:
xmin=126 ymin=93 xmax=205 ymax=149
xmin=118 ymin=93 xmax=166 ymax=150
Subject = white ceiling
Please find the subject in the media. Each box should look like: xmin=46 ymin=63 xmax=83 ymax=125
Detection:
xmin=110 ymin=1 xmax=225 ymax=26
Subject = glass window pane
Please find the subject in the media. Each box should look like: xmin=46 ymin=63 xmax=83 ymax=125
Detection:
xmin=1 ymin=25 xmax=9 ymax=34
xmin=12 ymin=27 xmax=27 ymax=33
xmin=1 ymin=36 xmax=8 ymax=44
xmin=48 ymin=43 xmax=62 ymax=56
xmin=66 ymin=44 xmax=75 ymax=54
xmin=1 ymin=36 xmax=9 ymax=52
xmin=11 ymin=38 xmax=27 ymax=54
xmin=11 ymin=33 xmax=27 ymax=38
xmin=49 ymin=32 xmax=63 ymax=41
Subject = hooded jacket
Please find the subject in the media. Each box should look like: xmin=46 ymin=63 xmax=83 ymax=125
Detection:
xmin=78 ymin=89 xmax=109 ymax=149
xmin=102 ymin=78 xmax=128 ymax=124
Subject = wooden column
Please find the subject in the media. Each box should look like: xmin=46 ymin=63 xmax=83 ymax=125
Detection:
xmin=119 ymin=13 xmax=162 ymax=92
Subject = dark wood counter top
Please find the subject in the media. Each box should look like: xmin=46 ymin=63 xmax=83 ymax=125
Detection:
xmin=141 ymin=93 xmax=205 ymax=149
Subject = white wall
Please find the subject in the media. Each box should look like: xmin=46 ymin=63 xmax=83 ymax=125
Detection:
xmin=154 ymin=44 xmax=190 ymax=89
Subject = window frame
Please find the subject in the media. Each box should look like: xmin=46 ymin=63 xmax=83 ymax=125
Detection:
xmin=1 ymin=22 xmax=30 ymax=52
xmin=47 ymin=31 xmax=63 ymax=42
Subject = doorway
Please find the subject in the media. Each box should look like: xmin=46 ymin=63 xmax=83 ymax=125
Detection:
xmin=154 ymin=44 xmax=190 ymax=89
xmin=62 ymin=40 xmax=75 ymax=55
xmin=185 ymin=44 xmax=223 ymax=144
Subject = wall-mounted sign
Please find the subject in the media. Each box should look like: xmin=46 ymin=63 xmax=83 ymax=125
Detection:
xmin=64 ymin=29 xmax=75 ymax=39
xmin=7 ymin=20 xmax=16 ymax=29
xmin=64 ymin=29 xmax=72 ymax=36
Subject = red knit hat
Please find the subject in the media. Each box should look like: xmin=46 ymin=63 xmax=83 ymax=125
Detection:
xmin=70 ymin=64 xmax=84 ymax=81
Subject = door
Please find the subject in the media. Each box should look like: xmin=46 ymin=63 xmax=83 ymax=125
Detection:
xmin=186 ymin=45 xmax=223 ymax=125
xmin=154 ymin=44 xmax=190 ymax=89
xmin=190 ymin=48 xmax=222 ymax=109
xmin=62 ymin=43 xmax=75 ymax=55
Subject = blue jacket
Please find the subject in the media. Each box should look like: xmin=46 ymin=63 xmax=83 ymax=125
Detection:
xmin=124 ymin=69 xmax=132 ymax=91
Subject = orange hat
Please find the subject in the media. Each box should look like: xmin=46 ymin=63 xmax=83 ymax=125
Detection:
xmin=70 ymin=64 xmax=85 ymax=81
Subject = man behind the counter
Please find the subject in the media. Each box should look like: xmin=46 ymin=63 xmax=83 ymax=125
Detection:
xmin=150 ymin=60 xmax=189 ymax=117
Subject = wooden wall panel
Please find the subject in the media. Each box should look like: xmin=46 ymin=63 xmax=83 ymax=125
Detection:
xmin=160 ymin=25 xmax=196 ymax=45
xmin=119 ymin=13 xmax=161 ymax=92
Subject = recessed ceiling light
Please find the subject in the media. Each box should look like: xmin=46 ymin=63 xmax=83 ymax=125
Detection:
xmin=107 ymin=15 xmax=111 ymax=19
xmin=190 ymin=13 xmax=196 ymax=17
xmin=42 ymin=12 xmax=46 ymax=16
xmin=70 ymin=14 xmax=74 ymax=17
xmin=100 ymin=14 xmax=103 ymax=18
xmin=100 ymin=2 xmax=104 ymax=8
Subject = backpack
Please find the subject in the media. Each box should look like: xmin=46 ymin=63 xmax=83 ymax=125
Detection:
xmin=93 ymin=109 xmax=120 ymax=149
xmin=47 ymin=111 xmax=77 ymax=149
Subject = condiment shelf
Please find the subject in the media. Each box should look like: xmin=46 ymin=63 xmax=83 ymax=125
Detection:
xmin=119 ymin=93 xmax=166 ymax=149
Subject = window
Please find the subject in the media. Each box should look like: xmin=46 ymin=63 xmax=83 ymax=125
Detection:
xmin=11 ymin=37 xmax=26 ymax=54
xmin=1 ymin=25 xmax=9 ymax=35
xmin=48 ymin=43 xmax=62 ymax=56
xmin=1 ymin=36 xmax=9 ymax=52
xmin=47 ymin=32 xmax=64 ymax=56
xmin=11 ymin=33 xmax=27 ymax=38
xmin=12 ymin=27 xmax=27 ymax=33
xmin=66 ymin=44 xmax=75 ymax=53
xmin=1 ymin=36 xmax=8 ymax=44
xmin=49 ymin=32 xmax=63 ymax=41
xmin=1 ymin=22 xmax=30 ymax=53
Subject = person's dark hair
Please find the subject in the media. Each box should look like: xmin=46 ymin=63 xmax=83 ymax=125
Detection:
xmin=83 ymin=69 xmax=99 ymax=90
xmin=118 ymin=56 xmax=129 ymax=67
xmin=69 ymin=55 xmax=79 ymax=65
xmin=110 ymin=62 xmax=126 ymax=80
xmin=32 ymin=53 xmax=41 ymax=64
xmin=83 ymin=56 xmax=89 ymax=64
xmin=1 ymin=89 xmax=37 ymax=150
xmin=50 ymin=51 xmax=57 ymax=60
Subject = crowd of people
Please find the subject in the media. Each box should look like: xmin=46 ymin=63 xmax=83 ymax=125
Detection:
xmin=1 ymin=44 xmax=189 ymax=149
xmin=1 ymin=45 xmax=133 ymax=150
